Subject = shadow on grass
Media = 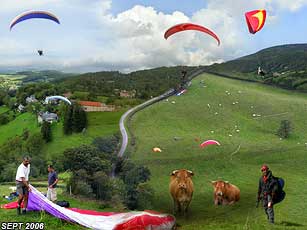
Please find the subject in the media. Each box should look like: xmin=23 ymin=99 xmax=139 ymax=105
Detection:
xmin=279 ymin=221 xmax=304 ymax=227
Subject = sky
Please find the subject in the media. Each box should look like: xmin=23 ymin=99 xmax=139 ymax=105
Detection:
xmin=1 ymin=0 xmax=307 ymax=73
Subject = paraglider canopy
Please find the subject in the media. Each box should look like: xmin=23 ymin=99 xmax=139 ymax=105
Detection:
xmin=45 ymin=96 xmax=71 ymax=105
xmin=245 ymin=10 xmax=266 ymax=34
xmin=200 ymin=140 xmax=220 ymax=148
xmin=164 ymin=23 xmax=220 ymax=46
xmin=10 ymin=10 xmax=60 ymax=30
xmin=152 ymin=147 xmax=162 ymax=153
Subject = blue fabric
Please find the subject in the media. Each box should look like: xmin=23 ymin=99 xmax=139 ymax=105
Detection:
xmin=10 ymin=12 xmax=60 ymax=30
xmin=48 ymin=171 xmax=58 ymax=188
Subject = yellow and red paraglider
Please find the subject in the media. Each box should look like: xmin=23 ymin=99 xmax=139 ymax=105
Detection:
xmin=245 ymin=10 xmax=266 ymax=34
xmin=152 ymin=147 xmax=162 ymax=153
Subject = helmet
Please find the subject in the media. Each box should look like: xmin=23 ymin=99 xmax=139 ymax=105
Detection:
xmin=261 ymin=164 xmax=269 ymax=171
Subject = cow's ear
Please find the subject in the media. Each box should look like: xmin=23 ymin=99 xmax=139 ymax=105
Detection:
xmin=211 ymin=181 xmax=217 ymax=186
xmin=170 ymin=170 xmax=178 ymax=176
xmin=187 ymin=170 xmax=194 ymax=176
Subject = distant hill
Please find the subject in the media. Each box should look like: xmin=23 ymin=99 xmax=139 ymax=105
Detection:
xmin=59 ymin=66 xmax=198 ymax=99
xmin=16 ymin=70 xmax=75 ymax=83
xmin=205 ymin=44 xmax=307 ymax=91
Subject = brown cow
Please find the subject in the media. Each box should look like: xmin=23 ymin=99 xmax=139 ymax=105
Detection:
xmin=211 ymin=180 xmax=240 ymax=205
xmin=169 ymin=169 xmax=194 ymax=216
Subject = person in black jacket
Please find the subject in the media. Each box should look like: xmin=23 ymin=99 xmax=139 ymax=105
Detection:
xmin=257 ymin=164 xmax=278 ymax=224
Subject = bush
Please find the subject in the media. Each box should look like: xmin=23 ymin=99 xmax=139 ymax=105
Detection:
xmin=0 ymin=113 xmax=10 ymax=125
xmin=277 ymin=120 xmax=292 ymax=138
xmin=136 ymin=183 xmax=155 ymax=210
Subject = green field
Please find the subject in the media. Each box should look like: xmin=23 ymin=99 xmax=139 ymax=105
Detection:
xmin=130 ymin=73 xmax=307 ymax=229
xmin=0 ymin=111 xmax=124 ymax=159
xmin=0 ymin=113 xmax=39 ymax=145
xmin=0 ymin=106 xmax=9 ymax=114
xmin=44 ymin=111 xmax=123 ymax=159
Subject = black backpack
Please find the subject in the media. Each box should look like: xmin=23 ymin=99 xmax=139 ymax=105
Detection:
xmin=56 ymin=200 xmax=70 ymax=208
xmin=273 ymin=177 xmax=286 ymax=204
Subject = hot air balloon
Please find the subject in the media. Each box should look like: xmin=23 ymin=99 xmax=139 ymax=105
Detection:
xmin=200 ymin=140 xmax=220 ymax=148
xmin=164 ymin=23 xmax=220 ymax=46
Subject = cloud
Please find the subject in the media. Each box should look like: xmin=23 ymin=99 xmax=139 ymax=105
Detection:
xmin=1 ymin=0 xmax=307 ymax=72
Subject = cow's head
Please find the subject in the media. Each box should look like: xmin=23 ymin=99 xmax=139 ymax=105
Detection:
xmin=170 ymin=169 xmax=194 ymax=190
xmin=211 ymin=180 xmax=229 ymax=205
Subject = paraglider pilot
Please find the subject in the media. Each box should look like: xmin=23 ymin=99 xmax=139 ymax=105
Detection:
xmin=256 ymin=165 xmax=278 ymax=224
xmin=38 ymin=50 xmax=43 ymax=56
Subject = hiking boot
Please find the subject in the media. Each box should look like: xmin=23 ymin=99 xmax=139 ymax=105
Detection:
xmin=269 ymin=219 xmax=274 ymax=224
xmin=17 ymin=206 xmax=21 ymax=215
xmin=22 ymin=209 xmax=26 ymax=215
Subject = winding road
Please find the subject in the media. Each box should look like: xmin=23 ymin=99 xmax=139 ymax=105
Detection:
xmin=117 ymin=68 xmax=206 ymax=158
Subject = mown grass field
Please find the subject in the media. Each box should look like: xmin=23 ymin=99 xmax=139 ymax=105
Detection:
xmin=0 ymin=111 xmax=123 ymax=158
xmin=130 ymin=73 xmax=307 ymax=229
xmin=0 ymin=112 xmax=39 ymax=145
xmin=43 ymin=111 xmax=123 ymax=159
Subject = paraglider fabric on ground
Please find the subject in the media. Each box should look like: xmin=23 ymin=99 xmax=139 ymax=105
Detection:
xmin=2 ymin=186 xmax=175 ymax=230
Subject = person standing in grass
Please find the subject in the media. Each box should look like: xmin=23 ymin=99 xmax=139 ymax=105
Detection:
xmin=16 ymin=156 xmax=31 ymax=215
xmin=47 ymin=165 xmax=58 ymax=202
xmin=257 ymin=164 xmax=278 ymax=224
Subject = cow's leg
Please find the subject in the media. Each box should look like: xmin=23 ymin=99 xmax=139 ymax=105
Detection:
xmin=173 ymin=199 xmax=178 ymax=215
xmin=183 ymin=201 xmax=190 ymax=218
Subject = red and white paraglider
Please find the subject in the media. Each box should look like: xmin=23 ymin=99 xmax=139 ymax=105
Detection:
xmin=200 ymin=140 xmax=220 ymax=148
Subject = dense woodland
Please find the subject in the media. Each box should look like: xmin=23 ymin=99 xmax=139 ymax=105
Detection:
xmin=59 ymin=66 xmax=198 ymax=99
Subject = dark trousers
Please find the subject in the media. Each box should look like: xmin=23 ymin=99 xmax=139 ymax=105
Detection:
xmin=262 ymin=194 xmax=274 ymax=223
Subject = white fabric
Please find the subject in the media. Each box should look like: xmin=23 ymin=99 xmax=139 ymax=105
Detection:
xmin=16 ymin=163 xmax=30 ymax=181
xmin=30 ymin=185 xmax=174 ymax=230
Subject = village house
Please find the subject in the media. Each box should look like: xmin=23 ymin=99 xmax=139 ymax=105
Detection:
xmin=37 ymin=111 xmax=58 ymax=124
xmin=17 ymin=104 xmax=25 ymax=112
xmin=119 ymin=90 xmax=136 ymax=98
xmin=78 ymin=101 xmax=115 ymax=112
xmin=26 ymin=95 xmax=38 ymax=104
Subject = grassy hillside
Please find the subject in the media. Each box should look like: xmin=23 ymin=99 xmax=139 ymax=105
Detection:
xmin=130 ymin=73 xmax=307 ymax=229
xmin=0 ymin=113 xmax=39 ymax=145
xmin=43 ymin=111 xmax=123 ymax=159
xmin=205 ymin=44 xmax=307 ymax=91
xmin=0 ymin=111 xmax=123 ymax=158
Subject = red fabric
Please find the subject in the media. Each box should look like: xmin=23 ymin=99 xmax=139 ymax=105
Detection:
xmin=245 ymin=10 xmax=266 ymax=34
xmin=164 ymin=23 xmax=220 ymax=46
xmin=114 ymin=214 xmax=175 ymax=230
xmin=263 ymin=175 xmax=268 ymax=183
xmin=2 ymin=201 xmax=23 ymax=209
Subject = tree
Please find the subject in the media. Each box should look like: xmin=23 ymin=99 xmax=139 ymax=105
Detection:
xmin=41 ymin=121 xmax=52 ymax=142
xmin=277 ymin=120 xmax=292 ymax=138
xmin=24 ymin=133 xmax=44 ymax=155
xmin=63 ymin=105 xmax=73 ymax=135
